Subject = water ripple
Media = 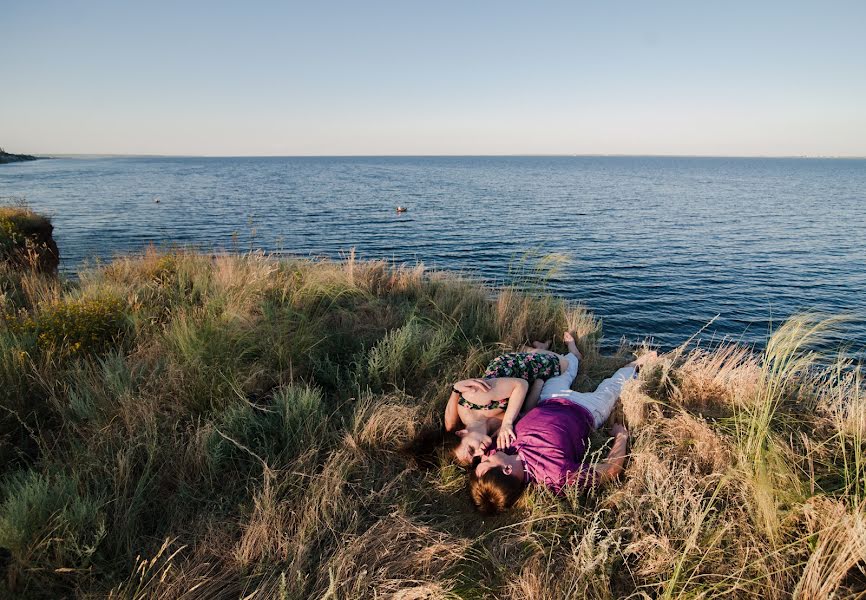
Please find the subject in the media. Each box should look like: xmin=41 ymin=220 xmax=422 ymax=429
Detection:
xmin=2 ymin=155 xmax=865 ymax=355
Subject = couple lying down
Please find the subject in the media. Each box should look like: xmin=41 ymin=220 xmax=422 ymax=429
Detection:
xmin=444 ymin=333 xmax=656 ymax=515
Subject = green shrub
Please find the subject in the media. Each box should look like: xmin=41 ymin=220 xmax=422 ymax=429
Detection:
xmin=424 ymin=276 xmax=499 ymax=346
xmin=91 ymin=251 xmax=214 ymax=324
xmin=5 ymin=295 xmax=128 ymax=358
xmin=0 ymin=330 xmax=43 ymax=473
xmin=251 ymin=296 xmax=332 ymax=382
xmin=365 ymin=317 xmax=457 ymax=392
xmin=162 ymin=309 xmax=257 ymax=413
xmin=0 ymin=328 xmax=36 ymax=397
xmin=61 ymin=352 xmax=151 ymax=424
xmin=0 ymin=470 xmax=106 ymax=596
xmin=207 ymin=384 xmax=327 ymax=477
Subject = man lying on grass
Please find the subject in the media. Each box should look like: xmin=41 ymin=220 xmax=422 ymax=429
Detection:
xmin=468 ymin=349 xmax=657 ymax=515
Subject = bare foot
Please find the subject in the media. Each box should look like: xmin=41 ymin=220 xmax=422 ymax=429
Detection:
xmin=563 ymin=331 xmax=582 ymax=360
xmin=531 ymin=340 xmax=551 ymax=350
xmin=630 ymin=350 xmax=658 ymax=369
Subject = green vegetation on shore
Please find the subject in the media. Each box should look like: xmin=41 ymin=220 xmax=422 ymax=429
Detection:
xmin=0 ymin=148 xmax=40 ymax=165
xmin=0 ymin=203 xmax=59 ymax=273
xmin=0 ymin=221 xmax=864 ymax=597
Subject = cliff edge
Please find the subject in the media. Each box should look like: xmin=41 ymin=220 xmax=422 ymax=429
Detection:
xmin=0 ymin=206 xmax=59 ymax=272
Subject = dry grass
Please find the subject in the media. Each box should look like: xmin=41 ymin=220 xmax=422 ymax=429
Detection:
xmin=1 ymin=250 xmax=865 ymax=598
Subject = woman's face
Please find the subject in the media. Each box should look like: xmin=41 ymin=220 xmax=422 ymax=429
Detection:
xmin=454 ymin=430 xmax=492 ymax=465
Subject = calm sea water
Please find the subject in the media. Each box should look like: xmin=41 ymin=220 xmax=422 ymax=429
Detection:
xmin=2 ymin=156 xmax=865 ymax=355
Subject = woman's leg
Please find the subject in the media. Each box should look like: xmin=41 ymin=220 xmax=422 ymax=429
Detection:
xmin=539 ymin=353 xmax=580 ymax=401
xmin=529 ymin=340 xmax=552 ymax=351
xmin=522 ymin=379 xmax=545 ymax=414
xmin=522 ymin=348 xmax=559 ymax=357
xmin=526 ymin=332 xmax=582 ymax=374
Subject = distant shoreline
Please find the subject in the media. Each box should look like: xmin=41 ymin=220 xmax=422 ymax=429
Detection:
xmin=23 ymin=153 xmax=866 ymax=160
xmin=0 ymin=149 xmax=42 ymax=164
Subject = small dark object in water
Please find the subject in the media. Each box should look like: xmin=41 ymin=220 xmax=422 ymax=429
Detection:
xmin=396 ymin=206 xmax=407 ymax=213
xmin=154 ymin=197 xmax=161 ymax=204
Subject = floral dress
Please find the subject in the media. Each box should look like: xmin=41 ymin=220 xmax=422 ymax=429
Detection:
xmin=483 ymin=352 xmax=561 ymax=386
xmin=457 ymin=352 xmax=562 ymax=411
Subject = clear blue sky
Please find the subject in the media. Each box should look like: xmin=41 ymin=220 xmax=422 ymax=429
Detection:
xmin=2 ymin=0 xmax=865 ymax=156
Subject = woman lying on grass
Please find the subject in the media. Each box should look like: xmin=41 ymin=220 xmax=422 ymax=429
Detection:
xmin=445 ymin=333 xmax=582 ymax=464
xmin=469 ymin=350 xmax=658 ymax=514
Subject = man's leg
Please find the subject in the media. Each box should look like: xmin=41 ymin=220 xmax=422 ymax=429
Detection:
xmin=570 ymin=353 xmax=657 ymax=428
xmin=570 ymin=366 xmax=636 ymax=428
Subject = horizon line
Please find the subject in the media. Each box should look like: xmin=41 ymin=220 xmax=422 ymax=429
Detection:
xmin=35 ymin=152 xmax=866 ymax=160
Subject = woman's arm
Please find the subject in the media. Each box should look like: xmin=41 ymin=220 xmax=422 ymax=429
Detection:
xmin=496 ymin=378 xmax=529 ymax=448
xmin=445 ymin=379 xmax=491 ymax=431
xmin=444 ymin=390 xmax=460 ymax=432
xmin=453 ymin=378 xmax=492 ymax=394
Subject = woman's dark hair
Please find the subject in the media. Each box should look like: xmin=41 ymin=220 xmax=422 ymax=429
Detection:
xmin=468 ymin=456 xmax=527 ymax=515
xmin=401 ymin=425 xmax=461 ymax=470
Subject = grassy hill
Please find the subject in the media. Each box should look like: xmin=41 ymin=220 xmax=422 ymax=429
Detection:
xmin=0 ymin=235 xmax=864 ymax=597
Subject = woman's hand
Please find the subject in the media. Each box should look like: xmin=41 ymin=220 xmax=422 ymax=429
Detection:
xmin=455 ymin=378 xmax=492 ymax=394
xmin=497 ymin=421 xmax=516 ymax=448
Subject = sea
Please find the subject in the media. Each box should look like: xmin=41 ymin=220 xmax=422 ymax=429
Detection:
xmin=2 ymin=155 xmax=865 ymax=356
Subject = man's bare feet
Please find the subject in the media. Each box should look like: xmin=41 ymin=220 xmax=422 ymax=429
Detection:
xmin=531 ymin=340 xmax=551 ymax=350
xmin=630 ymin=350 xmax=658 ymax=369
xmin=563 ymin=331 xmax=582 ymax=360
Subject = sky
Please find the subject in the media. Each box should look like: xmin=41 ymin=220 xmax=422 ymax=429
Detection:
xmin=2 ymin=0 xmax=865 ymax=156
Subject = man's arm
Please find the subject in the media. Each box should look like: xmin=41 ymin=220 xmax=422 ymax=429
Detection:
xmin=593 ymin=424 xmax=629 ymax=482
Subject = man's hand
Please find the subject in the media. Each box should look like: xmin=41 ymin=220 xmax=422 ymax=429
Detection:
xmin=455 ymin=378 xmax=492 ymax=394
xmin=497 ymin=421 xmax=516 ymax=448
xmin=610 ymin=423 xmax=629 ymax=439
xmin=593 ymin=424 xmax=630 ymax=483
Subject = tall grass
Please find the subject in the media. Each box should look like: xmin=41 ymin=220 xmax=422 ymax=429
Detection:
xmin=0 ymin=250 xmax=864 ymax=598
xmin=735 ymin=315 xmax=844 ymax=467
